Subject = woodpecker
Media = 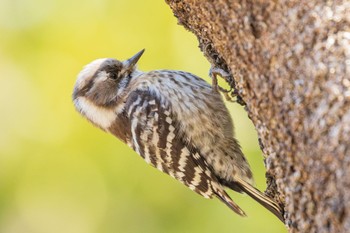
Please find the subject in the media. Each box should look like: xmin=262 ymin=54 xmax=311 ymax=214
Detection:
xmin=72 ymin=49 xmax=284 ymax=222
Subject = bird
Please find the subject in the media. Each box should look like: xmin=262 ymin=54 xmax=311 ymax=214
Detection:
xmin=72 ymin=49 xmax=284 ymax=222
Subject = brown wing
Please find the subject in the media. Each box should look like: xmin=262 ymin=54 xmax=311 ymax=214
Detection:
xmin=110 ymin=89 xmax=245 ymax=216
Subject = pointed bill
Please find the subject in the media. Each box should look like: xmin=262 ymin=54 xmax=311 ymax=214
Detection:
xmin=123 ymin=49 xmax=145 ymax=71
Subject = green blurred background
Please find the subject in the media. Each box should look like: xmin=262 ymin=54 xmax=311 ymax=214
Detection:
xmin=0 ymin=1 xmax=286 ymax=232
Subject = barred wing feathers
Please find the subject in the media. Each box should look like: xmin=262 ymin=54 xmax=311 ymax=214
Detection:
xmin=115 ymin=88 xmax=245 ymax=216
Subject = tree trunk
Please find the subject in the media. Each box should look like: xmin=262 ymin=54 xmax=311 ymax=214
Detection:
xmin=165 ymin=1 xmax=350 ymax=232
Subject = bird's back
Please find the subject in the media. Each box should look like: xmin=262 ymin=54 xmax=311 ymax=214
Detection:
xmin=124 ymin=70 xmax=254 ymax=186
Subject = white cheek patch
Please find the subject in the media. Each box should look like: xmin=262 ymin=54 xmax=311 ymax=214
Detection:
xmin=74 ymin=97 xmax=116 ymax=129
xmin=76 ymin=58 xmax=108 ymax=90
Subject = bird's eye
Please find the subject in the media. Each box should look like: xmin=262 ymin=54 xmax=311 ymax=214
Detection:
xmin=109 ymin=72 xmax=118 ymax=80
xmin=104 ymin=64 xmax=121 ymax=80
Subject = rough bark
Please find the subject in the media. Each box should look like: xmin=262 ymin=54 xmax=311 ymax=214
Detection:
xmin=165 ymin=1 xmax=350 ymax=232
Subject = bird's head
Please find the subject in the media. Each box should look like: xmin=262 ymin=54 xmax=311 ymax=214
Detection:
xmin=73 ymin=49 xmax=144 ymax=107
xmin=72 ymin=49 xmax=144 ymax=129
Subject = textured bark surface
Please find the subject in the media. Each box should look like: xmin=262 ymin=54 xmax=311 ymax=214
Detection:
xmin=165 ymin=1 xmax=350 ymax=232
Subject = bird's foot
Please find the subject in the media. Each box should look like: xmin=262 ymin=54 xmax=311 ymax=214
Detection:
xmin=209 ymin=65 xmax=236 ymax=102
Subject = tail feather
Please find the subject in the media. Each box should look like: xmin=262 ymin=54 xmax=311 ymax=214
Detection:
xmin=213 ymin=184 xmax=246 ymax=217
xmin=234 ymin=177 xmax=285 ymax=222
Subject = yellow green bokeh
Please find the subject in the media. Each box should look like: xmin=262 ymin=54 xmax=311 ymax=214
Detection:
xmin=0 ymin=1 xmax=286 ymax=232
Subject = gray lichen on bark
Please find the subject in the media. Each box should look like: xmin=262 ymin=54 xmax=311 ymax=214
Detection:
xmin=166 ymin=1 xmax=350 ymax=232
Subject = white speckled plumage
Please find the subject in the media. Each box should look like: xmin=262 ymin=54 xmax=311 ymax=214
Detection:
xmin=72 ymin=50 xmax=284 ymax=222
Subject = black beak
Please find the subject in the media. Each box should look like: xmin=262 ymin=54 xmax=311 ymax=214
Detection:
xmin=123 ymin=49 xmax=145 ymax=71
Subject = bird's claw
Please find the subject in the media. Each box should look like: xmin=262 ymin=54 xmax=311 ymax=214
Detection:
xmin=210 ymin=66 xmax=227 ymax=92
xmin=209 ymin=66 xmax=235 ymax=102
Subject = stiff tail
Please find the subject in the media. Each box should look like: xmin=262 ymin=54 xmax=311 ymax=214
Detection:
xmin=215 ymin=189 xmax=246 ymax=217
xmin=212 ymin=182 xmax=246 ymax=217
xmin=235 ymin=177 xmax=285 ymax=222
